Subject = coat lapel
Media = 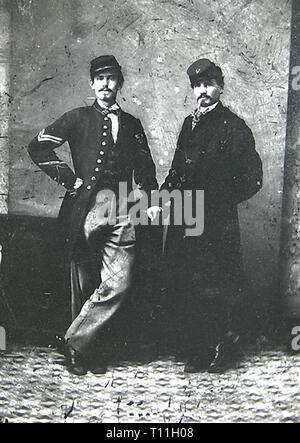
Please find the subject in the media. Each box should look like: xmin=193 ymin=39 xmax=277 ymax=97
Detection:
xmin=182 ymin=103 xmax=227 ymax=181
xmin=115 ymin=110 xmax=131 ymax=150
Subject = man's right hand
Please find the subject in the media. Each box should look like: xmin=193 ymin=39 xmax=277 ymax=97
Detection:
xmin=68 ymin=177 xmax=84 ymax=197
xmin=73 ymin=177 xmax=84 ymax=189
xmin=146 ymin=206 xmax=162 ymax=222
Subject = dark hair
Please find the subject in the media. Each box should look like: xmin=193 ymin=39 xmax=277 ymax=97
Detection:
xmin=190 ymin=73 xmax=224 ymax=89
xmin=90 ymin=69 xmax=124 ymax=89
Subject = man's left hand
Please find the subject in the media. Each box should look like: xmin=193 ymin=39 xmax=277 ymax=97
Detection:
xmin=146 ymin=206 xmax=162 ymax=222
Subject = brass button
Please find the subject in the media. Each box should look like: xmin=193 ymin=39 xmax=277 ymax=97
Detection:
xmin=91 ymin=176 xmax=96 ymax=181
xmin=87 ymin=185 xmax=92 ymax=190
xmin=97 ymin=159 xmax=102 ymax=164
xmin=103 ymin=132 xmax=107 ymax=136
xmin=95 ymin=168 xmax=100 ymax=172
xmin=103 ymin=125 xmax=108 ymax=129
xmin=100 ymin=151 xmax=104 ymax=155
xmin=102 ymin=141 xmax=107 ymax=146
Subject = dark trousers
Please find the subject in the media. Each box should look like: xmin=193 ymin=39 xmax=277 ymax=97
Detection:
xmin=161 ymin=227 xmax=244 ymax=355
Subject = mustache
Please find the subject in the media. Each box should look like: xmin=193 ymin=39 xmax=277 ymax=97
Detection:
xmin=99 ymin=88 xmax=113 ymax=92
xmin=198 ymin=94 xmax=209 ymax=100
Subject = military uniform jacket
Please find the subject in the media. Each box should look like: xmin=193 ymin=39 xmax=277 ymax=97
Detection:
xmin=162 ymin=102 xmax=263 ymax=295
xmin=28 ymin=101 xmax=158 ymax=257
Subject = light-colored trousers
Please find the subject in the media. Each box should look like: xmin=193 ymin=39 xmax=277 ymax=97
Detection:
xmin=65 ymin=190 xmax=136 ymax=354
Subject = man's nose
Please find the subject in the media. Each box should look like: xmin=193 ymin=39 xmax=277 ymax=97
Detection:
xmin=198 ymin=83 xmax=207 ymax=93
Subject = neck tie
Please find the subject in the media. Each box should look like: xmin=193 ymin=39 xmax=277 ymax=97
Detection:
xmin=95 ymin=104 xmax=120 ymax=143
xmin=99 ymin=104 xmax=120 ymax=116
xmin=191 ymin=107 xmax=209 ymax=130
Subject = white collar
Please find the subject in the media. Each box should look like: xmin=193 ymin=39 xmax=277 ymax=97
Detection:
xmin=197 ymin=101 xmax=219 ymax=115
xmin=96 ymin=100 xmax=120 ymax=112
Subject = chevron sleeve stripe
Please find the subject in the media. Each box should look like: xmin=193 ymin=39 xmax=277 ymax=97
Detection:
xmin=37 ymin=129 xmax=64 ymax=144
xmin=28 ymin=111 xmax=77 ymax=190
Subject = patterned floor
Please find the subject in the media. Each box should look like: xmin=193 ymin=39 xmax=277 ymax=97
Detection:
xmin=0 ymin=345 xmax=299 ymax=423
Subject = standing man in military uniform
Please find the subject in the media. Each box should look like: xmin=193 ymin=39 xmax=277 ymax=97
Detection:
xmin=161 ymin=59 xmax=263 ymax=373
xmin=28 ymin=55 xmax=159 ymax=375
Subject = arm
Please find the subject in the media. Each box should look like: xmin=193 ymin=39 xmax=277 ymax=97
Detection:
xmin=28 ymin=111 xmax=79 ymax=191
xmin=133 ymin=119 xmax=158 ymax=194
xmin=132 ymin=120 xmax=160 ymax=221
xmin=161 ymin=118 xmax=189 ymax=191
xmin=230 ymin=120 xmax=263 ymax=204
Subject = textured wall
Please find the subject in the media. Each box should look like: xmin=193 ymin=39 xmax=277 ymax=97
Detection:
xmin=0 ymin=1 xmax=10 ymax=214
xmin=280 ymin=0 xmax=300 ymax=318
xmin=6 ymin=0 xmax=291 ymax=323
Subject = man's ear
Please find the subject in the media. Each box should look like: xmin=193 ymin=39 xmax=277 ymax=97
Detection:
xmin=89 ymin=79 xmax=94 ymax=89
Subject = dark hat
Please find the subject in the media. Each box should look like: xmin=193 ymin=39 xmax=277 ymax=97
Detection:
xmin=90 ymin=55 xmax=122 ymax=75
xmin=187 ymin=58 xmax=223 ymax=84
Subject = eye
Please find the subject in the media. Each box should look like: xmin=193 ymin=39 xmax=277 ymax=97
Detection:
xmin=205 ymin=81 xmax=215 ymax=87
xmin=208 ymin=80 xmax=219 ymax=87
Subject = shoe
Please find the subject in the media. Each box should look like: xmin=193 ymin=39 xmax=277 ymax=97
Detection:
xmin=51 ymin=335 xmax=66 ymax=353
xmin=208 ymin=335 xmax=240 ymax=373
xmin=134 ymin=342 xmax=159 ymax=364
xmin=65 ymin=346 xmax=88 ymax=376
xmin=88 ymin=352 xmax=109 ymax=375
xmin=184 ymin=349 xmax=214 ymax=373
xmin=90 ymin=364 xmax=108 ymax=375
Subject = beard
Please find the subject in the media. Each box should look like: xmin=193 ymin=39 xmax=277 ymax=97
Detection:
xmin=96 ymin=89 xmax=117 ymax=104
xmin=197 ymin=96 xmax=212 ymax=107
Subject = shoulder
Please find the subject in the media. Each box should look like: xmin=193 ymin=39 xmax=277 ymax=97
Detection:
xmin=66 ymin=105 xmax=93 ymax=117
xmin=182 ymin=114 xmax=192 ymax=129
xmin=121 ymin=110 xmax=142 ymax=127
xmin=222 ymin=105 xmax=252 ymax=132
xmin=120 ymin=111 xmax=150 ymax=148
xmin=184 ymin=115 xmax=192 ymax=122
xmin=57 ymin=105 xmax=92 ymax=123
xmin=221 ymin=106 xmax=256 ymax=151
xmin=120 ymin=111 xmax=149 ymax=140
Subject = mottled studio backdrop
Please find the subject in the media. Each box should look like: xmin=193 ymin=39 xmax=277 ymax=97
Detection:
xmin=1 ymin=0 xmax=292 ymax=322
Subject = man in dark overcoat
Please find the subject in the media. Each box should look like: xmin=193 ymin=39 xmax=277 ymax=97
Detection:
xmin=161 ymin=59 xmax=263 ymax=372
xmin=28 ymin=55 xmax=159 ymax=374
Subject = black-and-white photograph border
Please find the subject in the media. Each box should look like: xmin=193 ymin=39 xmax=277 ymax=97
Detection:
xmin=0 ymin=0 xmax=299 ymax=425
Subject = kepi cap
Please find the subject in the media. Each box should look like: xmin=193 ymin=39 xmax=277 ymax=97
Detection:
xmin=187 ymin=58 xmax=223 ymax=84
xmin=90 ymin=55 xmax=122 ymax=75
